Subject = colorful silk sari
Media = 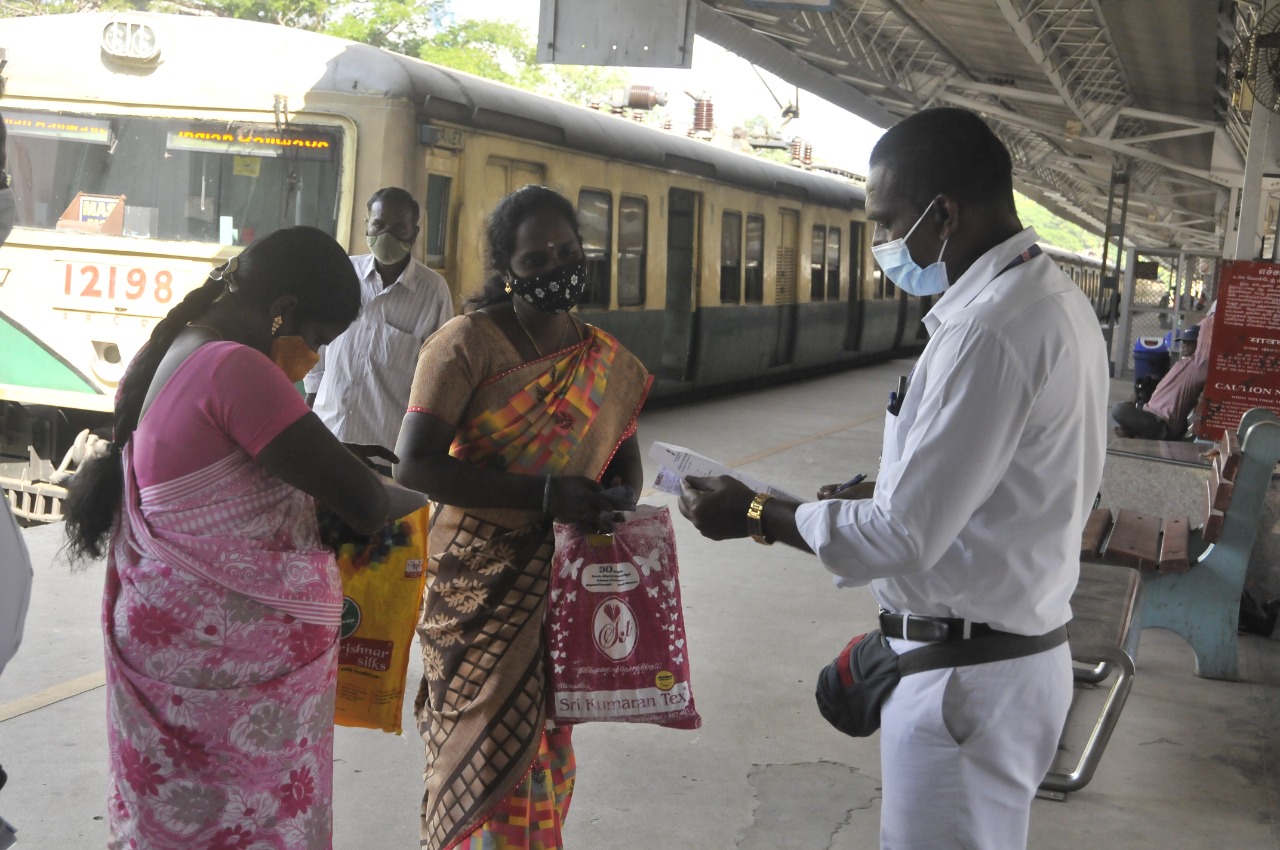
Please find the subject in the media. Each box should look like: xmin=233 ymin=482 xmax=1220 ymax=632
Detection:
xmin=408 ymin=317 xmax=650 ymax=850
xmin=104 ymin=444 xmax=343 ymax=849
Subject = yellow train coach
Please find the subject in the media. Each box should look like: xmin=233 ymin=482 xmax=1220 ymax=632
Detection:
xmin=0 ymin=12 xmax=936 ymax=518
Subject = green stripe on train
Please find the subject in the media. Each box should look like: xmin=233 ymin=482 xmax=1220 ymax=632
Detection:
xmin=0 ymin=315 xmax=98 ymax=393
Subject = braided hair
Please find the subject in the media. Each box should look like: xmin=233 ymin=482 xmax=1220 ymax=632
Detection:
xmin=463 ymin=185 xmax=583 ymax=312
xmin=63 ymin=226 xmax=360 ymax=560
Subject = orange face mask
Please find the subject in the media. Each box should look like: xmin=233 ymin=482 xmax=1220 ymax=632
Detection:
xmin=271 ymin=335 xmax=320 ymax=382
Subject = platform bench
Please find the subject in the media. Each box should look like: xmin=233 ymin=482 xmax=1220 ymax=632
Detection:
xmin=1039 ymin=561 xmax=1142 ymax=798
xmin=1080 ymin=407 xmax=1280 ymax=681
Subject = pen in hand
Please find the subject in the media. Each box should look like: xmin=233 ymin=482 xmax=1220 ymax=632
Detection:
xmin=835 ymin=473 xmax=866 ymax=492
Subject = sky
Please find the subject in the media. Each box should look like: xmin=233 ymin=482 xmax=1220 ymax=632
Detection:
xmin=454 ymin=0 xmax=887 ymax=176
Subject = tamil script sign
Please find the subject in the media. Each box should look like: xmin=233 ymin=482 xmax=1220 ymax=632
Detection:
xmin=1196 ymin=260 xmax=1280 ymax=439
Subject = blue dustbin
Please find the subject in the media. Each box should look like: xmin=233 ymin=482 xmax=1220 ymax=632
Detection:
xmin=1133 ymin=337 xmax=1170 ymax=405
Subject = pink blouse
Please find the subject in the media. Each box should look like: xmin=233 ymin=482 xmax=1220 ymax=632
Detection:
xmin=131 ymin=341 xmax=311 ymax=489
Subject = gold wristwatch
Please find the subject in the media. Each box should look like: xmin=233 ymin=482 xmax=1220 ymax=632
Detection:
xmin=747 ymin=492 xmax=774 ymax=545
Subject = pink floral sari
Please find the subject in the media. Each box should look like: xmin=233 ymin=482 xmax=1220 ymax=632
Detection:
xmin=104 ymin=443 xmax=343 ymax=849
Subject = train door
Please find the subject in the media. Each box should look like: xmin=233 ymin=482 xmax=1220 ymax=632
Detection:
xmin=772 ymin=208 xmax=799 ymax=366
xmin=482 ymin=156 xmax=545 ymax=215
xmin=662 ymin=188 xmax=699 ymax=381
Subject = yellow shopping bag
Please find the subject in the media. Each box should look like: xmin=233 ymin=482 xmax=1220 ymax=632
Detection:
xmin=334 ymin=505 xmax=429 ymax=733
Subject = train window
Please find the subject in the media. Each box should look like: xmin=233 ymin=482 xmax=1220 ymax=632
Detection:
xmin=5 ymin=108 xmax=343 ymax=244
xmin=810 ymin=225 xmax=827 ymax=301
xmin=617 ymin=195 xmax=647 ymax=307
xmin=721 ymin=210 xmax=742 ymax=304
xmin=744 ymin=214 xmax=764 ymax=304
xmin=424 ymin=174 xmax=450 ymax=267
xmin=849 ymin=220 xmax=865 ymax=302
xmin=826 ymin=226 xmax=841 ymax=301
xmin=577 ymin=189 xmax=612 ymax=308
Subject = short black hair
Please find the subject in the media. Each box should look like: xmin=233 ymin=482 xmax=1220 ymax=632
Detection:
xmin=367 ymin=186 xmax=420 ymax=224
xmin=869 ymin=108 xmax=1015 ymax=212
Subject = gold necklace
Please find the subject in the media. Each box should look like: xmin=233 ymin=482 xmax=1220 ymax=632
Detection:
xmin=186 ymin=323 xmax=223 ymax=339
xmin=512 ymin=305 xmax=575 ymax=358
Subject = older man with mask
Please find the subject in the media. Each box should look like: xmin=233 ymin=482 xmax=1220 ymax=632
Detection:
xmin=305 ymin=186 xmax=453 ymax=471
xmin=680 ymin=108 xmax=1109 ymax=849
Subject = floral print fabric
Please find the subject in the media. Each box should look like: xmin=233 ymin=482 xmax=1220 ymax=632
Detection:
xmin=105 ymin=446 xmax=341 ymax=849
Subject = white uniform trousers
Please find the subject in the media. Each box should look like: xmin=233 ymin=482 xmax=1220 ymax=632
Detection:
xmin=878 ymin=640 xmax=1072 ymax=850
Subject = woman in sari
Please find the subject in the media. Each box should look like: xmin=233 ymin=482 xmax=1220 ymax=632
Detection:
xmin=395 ymin=185 xmax=651 ymax=850
xmin=63 ymin=227 xmax=391 ymax=849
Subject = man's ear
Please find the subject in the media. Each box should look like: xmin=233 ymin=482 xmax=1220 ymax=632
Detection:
xmin=933 ymin=195 xmax=962 ymax=242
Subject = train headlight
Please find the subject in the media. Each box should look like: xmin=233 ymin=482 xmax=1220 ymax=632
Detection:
xmin=101 ymin=17 xmax=161 ymax=65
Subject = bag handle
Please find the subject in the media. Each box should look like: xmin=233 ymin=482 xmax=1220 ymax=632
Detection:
xmin=894 ymin=625 xmax=1068 ymax=676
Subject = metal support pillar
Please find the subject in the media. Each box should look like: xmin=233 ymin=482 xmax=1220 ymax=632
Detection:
xmin=1226 ymin=100 xmax=1280 ymax=260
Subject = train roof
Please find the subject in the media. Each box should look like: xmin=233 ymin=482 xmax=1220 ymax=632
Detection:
xmin=0 ymin=12 xmax=865 ymax=210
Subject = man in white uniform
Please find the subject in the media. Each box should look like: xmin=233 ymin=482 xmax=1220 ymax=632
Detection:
xmin=305 ymin=187 xmax=453 ymax=471
xmin=680 ymin=108 xmax=1109 ymax=849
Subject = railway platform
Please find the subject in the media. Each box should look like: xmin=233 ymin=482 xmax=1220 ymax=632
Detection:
xmin=1 ymin=358 xmax=1278 ymax=849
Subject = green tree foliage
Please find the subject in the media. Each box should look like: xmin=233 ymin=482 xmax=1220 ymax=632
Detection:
xmin=1015 ymin=193 xmax=1103 ymax=255
xmin=325 ymin=0 xmax=446 ymax=56
xmin=419 ymin=17 xmax=545 ymax=89
xmin=0 ymin=0 xmax=135 ymax=12
xmin=0 ymin=0 xmax=446 ymax=49
xmin=546 ymin=63 xmax=630 ymax=108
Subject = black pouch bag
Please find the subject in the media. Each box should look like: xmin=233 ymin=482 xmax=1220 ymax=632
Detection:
xmin=815 ymin=625 xmax=1070 ymax=738
xmin=815 ymin=630 xmax=901 ymax=737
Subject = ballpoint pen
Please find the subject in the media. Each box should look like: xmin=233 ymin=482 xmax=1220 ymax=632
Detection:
xmin=834 ymin=473 xmax=866 ymax=492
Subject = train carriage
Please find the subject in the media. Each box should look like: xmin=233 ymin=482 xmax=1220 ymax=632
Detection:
xmin=0 ymin=12 xmax=1095 ymax=520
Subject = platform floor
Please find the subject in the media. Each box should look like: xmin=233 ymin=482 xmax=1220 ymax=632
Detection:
xmin=2 ymin=358 xmax=1278 ymax=849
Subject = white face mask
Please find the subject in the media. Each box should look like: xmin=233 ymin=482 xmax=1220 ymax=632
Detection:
xmin=870 ymin=199 xmax=949 ymax=297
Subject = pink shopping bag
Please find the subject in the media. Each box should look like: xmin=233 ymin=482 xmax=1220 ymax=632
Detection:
xmin=546 ymin=505 xmax=701 ymax=729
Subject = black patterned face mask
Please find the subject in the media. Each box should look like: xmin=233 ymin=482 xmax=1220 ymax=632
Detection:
xmin=509 ymin=258 xmax=588 ymax=313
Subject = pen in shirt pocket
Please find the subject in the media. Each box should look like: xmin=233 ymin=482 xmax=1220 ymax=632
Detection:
xmin=887 ymin=375 xmax=908 ymax=416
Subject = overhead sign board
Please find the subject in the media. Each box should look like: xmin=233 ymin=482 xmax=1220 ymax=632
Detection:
xmin=537 ymin=0 xmax=695 ymax=68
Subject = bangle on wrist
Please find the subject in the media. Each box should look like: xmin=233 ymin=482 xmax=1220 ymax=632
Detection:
xmin=542 ymin=474 xmax=552 ymax=515
xmin=746 ymin=492 xmax=774 ymax=545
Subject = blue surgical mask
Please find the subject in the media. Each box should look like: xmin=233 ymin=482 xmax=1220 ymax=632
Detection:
xmin=871 ymin=199 xmax=949 ymax=297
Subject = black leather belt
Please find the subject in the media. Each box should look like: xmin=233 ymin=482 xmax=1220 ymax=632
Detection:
xmin=879 ymin=610 xmax=1010 ymax=642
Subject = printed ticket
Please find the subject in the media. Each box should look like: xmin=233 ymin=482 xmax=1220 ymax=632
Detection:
xmin=647 ymin=442 xmax=802 ymax=502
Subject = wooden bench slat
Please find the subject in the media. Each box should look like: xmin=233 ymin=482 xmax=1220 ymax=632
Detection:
xmin=1209 ymin=456 xmax=1235 ymax=511
xmin=1157 ymin=516 xmax=1190 ymax=573
xmin=1081 ymin=507 xmax=1113 ymax=560
xmin=1101 ymin=508 xmax=1162 ymax=570
xmin=1218 ymin=429 xmax=1241 ymax=481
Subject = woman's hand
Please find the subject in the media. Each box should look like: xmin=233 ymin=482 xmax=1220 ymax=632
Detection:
xmin=547 ymin=475 xmax=628 ymax=532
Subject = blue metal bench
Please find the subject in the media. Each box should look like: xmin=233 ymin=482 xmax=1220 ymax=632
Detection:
xmin=1082 ymin=408 xmax=1280 ymax=681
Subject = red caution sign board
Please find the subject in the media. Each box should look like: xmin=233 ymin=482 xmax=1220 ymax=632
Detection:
xmin=1196 ymin=260 xmax=1280 ymax=440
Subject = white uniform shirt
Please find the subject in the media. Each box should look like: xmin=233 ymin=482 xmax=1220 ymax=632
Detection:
xmin=795 ymin=228 xmax=1109 ymax=635
xmin=305 ymin=255 xmax=453 ymax=451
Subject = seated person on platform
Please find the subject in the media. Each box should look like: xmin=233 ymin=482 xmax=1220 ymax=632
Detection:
xmin=1111 ymin=324 xmax=1207 ymax=439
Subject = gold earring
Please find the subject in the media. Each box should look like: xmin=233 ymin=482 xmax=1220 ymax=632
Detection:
xmin=271 ymin=316 xmax=283 ymax=335
xmin=504 ymin=280 xmax=513 ymax=294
